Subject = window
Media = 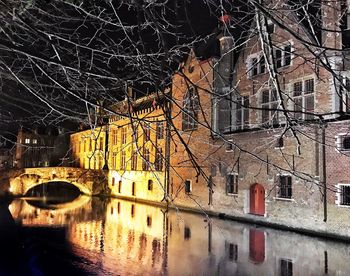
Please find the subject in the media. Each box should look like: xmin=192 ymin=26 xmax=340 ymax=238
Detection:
xmin=144 ymin=123 xmax=151 ymax=142
xmin=111 ymin=129 xmax=118 ymax=145
xmin=99 ymin=137 xmax=104 ymax=151
xmin=266 ymin=19 xmax=274 ymax=34
xmin=280 ymin=259 xmax=293 ymax=276
xmin=142 ymin=148 xmax=150 ymax=171
xmin=226 ymin=140 xmax=234 ymax=152
xmin=131 ymin=204 xmax=135 ymax=217
xmin=336 ymin=134 xmax=350 ymax=151
xmin=275 ymin=137 xmax=284 ymax=148
xmin=32 ymin=139 xmax=37 ymax=144
xmin=336 ymin=184 xmax=350 ymax=206
xmin=148 ymin=179 xmax=153 ymax=191
xmin=132 ymin=182 xmax=136 ymax=196
xmin=341 ymin=185 xmax=350 ymax=205
xmin=112 ymin=177 xmax=115 ymax=186
xmin=277 ymin=175 xmax=292 ymax=199
xmin=25 ymin=138 xmax=30 ymax=144
xmin=118 ymin=180 xmax=122 ymax=193
xmin=155 ymin=148 xmax=163 ymax=171
xmin=261 ymin=89 xmax=279 ymax=125
xmin=292 ymin=78 xmax=314 ymax=120
xmin=226 ymin=173 xmax=238 ymax=194
xmin=121 ymin=127 xmax=127 ymax=144
xmin=131 ymin=150 xmax=138 ymax=170
xmin=228 ymin=243 xmax=238 ymax=261
xmin=185 ymin=180 xmax=192 ymax=194
xmin=184 ymin=226 xmax=191 ymax=240
xmin=274 ymin=44 xmax=292 ymax=68
xmin=339 ymin=77 xmax=350 ymax=113
xmin=250 ymin=56 xmax=266 ymax=77
xmin=112 ymin=152 xmax=117 ymax=170
xmin=147 ymin=216 xmax=152 ymax=227
xmin=182 ymin=87 xmax=199 ymax=131
xmin=132 ymin=126 xmax=138 ymax=144
xmin=120 ymin=151 xmax=126 ymax=170
xmin=234 ymin=95 xmax=250 ymax=130
xmin=156 ymin=122 xmax=164 ymax=139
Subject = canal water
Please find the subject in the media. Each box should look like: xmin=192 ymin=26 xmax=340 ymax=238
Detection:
xmin=1 ymin=196 xmax=350 ymax=275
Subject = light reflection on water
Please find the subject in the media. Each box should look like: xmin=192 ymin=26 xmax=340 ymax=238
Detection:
xmin=8 ymin=197 xmax=350 ymax=276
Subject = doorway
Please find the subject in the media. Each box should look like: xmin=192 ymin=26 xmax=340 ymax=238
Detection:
xmin=250 ymin=183 xmax=265 ymax=216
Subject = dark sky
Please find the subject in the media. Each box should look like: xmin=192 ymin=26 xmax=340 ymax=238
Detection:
xmin=0 ymin=0 xmax=250 ymax=138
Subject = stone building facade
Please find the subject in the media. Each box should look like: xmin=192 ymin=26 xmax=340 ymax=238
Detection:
xmin=70 ymin=93 xmax=168 ymax=202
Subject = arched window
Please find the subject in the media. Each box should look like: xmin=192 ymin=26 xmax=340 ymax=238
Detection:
xmin=182 ymin=87 xmax=199 ymax=131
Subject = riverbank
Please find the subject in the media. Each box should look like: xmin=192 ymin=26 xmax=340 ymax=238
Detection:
xmin=106 ymin=193 xmax=350 ymax=243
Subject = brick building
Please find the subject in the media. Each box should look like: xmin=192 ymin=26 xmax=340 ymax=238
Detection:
xmin=167 ymin=1 xmax=350 ymax=237
xmin=69 ymin=1 xmax=350 ymax=237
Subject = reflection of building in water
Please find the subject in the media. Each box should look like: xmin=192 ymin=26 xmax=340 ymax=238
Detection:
xmin=9 ymin=196 xmax=93 ymax=226
xmin=67 ymin=200 xmax=166 ymax=275
xmin=166 ymin=210 xmax=350 ymax=276
xmin=11 ymin=198 xmax=350 ymax=275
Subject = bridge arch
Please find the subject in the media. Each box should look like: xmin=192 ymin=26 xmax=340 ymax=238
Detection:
xmin=7 ymin=167 xmax=106 ymax=196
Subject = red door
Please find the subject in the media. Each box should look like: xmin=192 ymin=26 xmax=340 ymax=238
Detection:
xmin=250 ymin=184 xmax=265 ymax=216
xmin=249 ymin=229 xmax=265 ymax=264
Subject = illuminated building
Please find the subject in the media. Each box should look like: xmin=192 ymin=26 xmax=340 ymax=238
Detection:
xmin=70 ymin=93 xmax=168 ymax=202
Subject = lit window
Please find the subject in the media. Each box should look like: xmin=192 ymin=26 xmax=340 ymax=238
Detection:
xmin=121 ymin=127 xmax=127 ymax=144
xmin=185 ymin=180 xmax=192 ymax=194
xmin=25 ymin=138 xmax=30 ymax=144
xmin=142 ymin=148 xmax=150 ymax=171
xmin=156 ymin=122 xmax=164 ymax=139
xmin=131 ymin=150 xmax=138 ymax=170
xmin=182 ymin=87 xmax=199 ymax=131
xmin=226 ymin=173 xmax=238 ymax=194
xmin=277 ymin=175 xmax=292 ymax=199
xmin=292 ymin=78 xmax=315 ymax=120
xmin=261 ymin=89 xmax=279 ymax=125
xmin=143 ymin=123 xmax=151 ymax=142
xmin=120 ymin=151 xmax=126 ymax=170
xmin=155 ymin=148 xmax=163 ymax=171
xmin=32 ymin=139 xmax=37 ymax=144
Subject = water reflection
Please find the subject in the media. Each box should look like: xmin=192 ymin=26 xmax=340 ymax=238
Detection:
xmin=7 ymin=197 xmax=350 ymax=275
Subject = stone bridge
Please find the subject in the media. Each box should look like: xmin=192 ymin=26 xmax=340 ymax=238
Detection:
xmin=0 ymin=167 xmax=107 ymax=196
